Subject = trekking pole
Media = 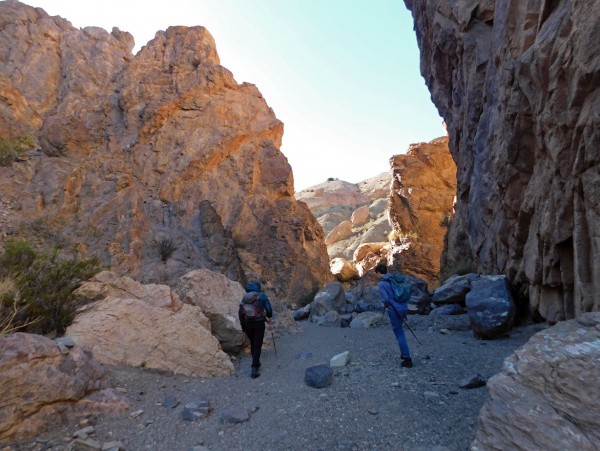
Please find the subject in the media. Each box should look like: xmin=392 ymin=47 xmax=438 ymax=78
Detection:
xmin=267 ymin=319 xmax=278 ymax=360
xmin=390 ymin=303 xmax=423 ymax=346
xmin=402 ymin=317 xmax=423 ymax=346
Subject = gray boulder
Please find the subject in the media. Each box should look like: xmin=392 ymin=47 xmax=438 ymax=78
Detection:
xmin=472 ymin=313 xmax=600 ymax=450
xmin=292 ymin=304 xmax=311 ymax=321
xmin=309 ymin=282 xmax=346 ymax=322
xmin=305 ymin=365 xmax=334 ymax=389
xmin=312 ymin=310 xmax=341 ymax=327
xmin=432 ymin=274 xmax=478 ymax=306
xmin=350 ymin=312 xmax=384 ymax=329
xmin=466 ymin=276 xmax=515 ymax=339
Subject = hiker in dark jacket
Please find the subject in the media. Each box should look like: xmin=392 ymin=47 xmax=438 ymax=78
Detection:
xmin=375 ymin=263 xmax=413 ymax=368
xmin=238 ymin=281 xmax=273 ymax=378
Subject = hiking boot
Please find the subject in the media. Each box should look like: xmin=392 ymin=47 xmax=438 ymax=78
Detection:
xmin=401 ymin=358 xmax=413 ymax=368
xmin=251 ymin=367 xmax=260 ymax=379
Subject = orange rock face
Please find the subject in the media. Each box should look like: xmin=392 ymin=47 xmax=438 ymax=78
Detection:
xmin=388 ymin=137 xmax=457 ymax=288
xmin=0 ymin=2 xmax=330 ymax=303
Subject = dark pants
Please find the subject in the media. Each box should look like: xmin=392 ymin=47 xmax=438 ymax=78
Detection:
xmin=243 ymin=320 xmax=265 ymax=368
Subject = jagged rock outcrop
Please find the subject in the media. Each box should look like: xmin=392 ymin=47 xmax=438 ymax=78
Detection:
xmin=405 ymin=0 xmax=600 ymax=321
xmin=472 ymin=312 xmax=600 ymax=449
xmin=0 ymin=333 xmax=130 ymax=442
xmin=0 ymin=1 xmax=330 ymax=304
xmin=387 ymin=137 xmax=456 ymax=287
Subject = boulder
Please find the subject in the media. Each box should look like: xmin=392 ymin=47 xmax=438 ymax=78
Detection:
xmin=325 ymin=220 xmax=354 ymax=246
xmin=354 ymin=286 xmax=385 ymax=313
xmin=350 ymin=205 xmax=370 ymax=225
xmin=311 ymin=310 xmax=341 ymax=328
xmin=432 ymin=274 xmax=478 ymax=306
xmin=304 ymin=365 xmax=334 ymax=389
xmin=466 ymin=276 xmax=516 ymax=339
xmin=309 ymin=282 xmax=346 ymax=321
xmin=0 ymin=333 xmax=130 ymax=442
xmin=66 ymin=297 xmax=234 ymax=377
xmin=174 ymin=269 xmax=246 ymax=353
xmin=76 ymin=270 xmax=183 ymax=311
xmin=329 ymin=258 xmax=357 ymax=282
xmin=316 ymin=211 xmax=352 ymax=236
xmin=472 ymin=313 xmax=600 ymax=450
xmin=291 ymin=304 xmax=311 ymax=321
xmin=350 ymin=312 xmax=384 ymax=329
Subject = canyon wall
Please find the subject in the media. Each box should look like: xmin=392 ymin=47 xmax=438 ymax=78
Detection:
xmin=0 ymin=1 xmax=331 ymax=303
xmin=405 ymin=0 xmax=600 ymax=321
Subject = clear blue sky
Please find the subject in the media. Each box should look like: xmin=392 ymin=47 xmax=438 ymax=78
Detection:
xmin=27 ymin=0 xmax=443 ymax=191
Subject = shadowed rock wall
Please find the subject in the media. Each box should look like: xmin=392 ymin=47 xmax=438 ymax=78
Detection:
xmin=0 ymin=1 xmax=331 ymax=303
xmin=405 ymin=0 xmax=600 ymax=321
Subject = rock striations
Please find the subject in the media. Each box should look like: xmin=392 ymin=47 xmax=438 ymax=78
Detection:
xmin=405 ymin=0 xmax=600 ymax=321
xmin=0 ymin=1 xmax=331 ymax=303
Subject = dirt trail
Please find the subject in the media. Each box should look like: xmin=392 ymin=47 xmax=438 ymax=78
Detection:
xmin=9 ymin=315 xmax=544 ymax=451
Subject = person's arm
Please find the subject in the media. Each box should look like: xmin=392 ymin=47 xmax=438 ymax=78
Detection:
xmin=260 ymin=293 xmax=273 ymax=318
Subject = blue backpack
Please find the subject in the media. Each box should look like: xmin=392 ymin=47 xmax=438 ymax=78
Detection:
xmin=388 ymin=273 xmax=411 ymax=304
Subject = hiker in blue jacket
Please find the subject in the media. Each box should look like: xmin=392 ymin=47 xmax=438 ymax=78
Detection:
xmin=238 ymin=280 xmax=273 ymax=378
xmin=375 ymin=263 xmax=413 ymax=368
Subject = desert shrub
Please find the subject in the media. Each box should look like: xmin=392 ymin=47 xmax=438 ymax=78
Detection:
xmin=0 ymin=239 xmax=37 ymax=278
xmin=0 ymin=135 xmax=34 ymax=166
xmin=23 ymin=217 xmax=68 ymax=249
xmin=156 ymin=237 xmax=177 ymax=262
xmin=0 ymin=240 xmax=103 ymax=335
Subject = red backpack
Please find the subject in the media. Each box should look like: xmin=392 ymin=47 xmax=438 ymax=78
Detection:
xmin=240 ymin=292 xmax=266 ymax=321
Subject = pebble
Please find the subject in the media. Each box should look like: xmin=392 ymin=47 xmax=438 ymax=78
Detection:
xmin=129 ymin=409 xmax=144 ymax=419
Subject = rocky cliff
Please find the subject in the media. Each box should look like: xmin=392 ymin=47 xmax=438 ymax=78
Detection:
xmin=405 ymin=0 xmax=600 ymax=321
xmin=388 ymin=136 xmax=456 ymax=287
xmin=0 ymin=1 xmax=331 ymax=303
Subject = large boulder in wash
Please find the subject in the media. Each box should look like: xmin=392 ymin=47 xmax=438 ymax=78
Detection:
xmin=174 ymin=269 xmax=246 ymax=353
xmin=0 ymin=1 xmax=331 ymax=306
xmin=472 ymin=313 xmax=600 ymax=450
xmin=466 ymin=276 xmax=516 ymax=339
xmin=66 ymin=296 xmax=234 ymax=377
xmin=0 ymin=333 xmax=130 ymax=442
